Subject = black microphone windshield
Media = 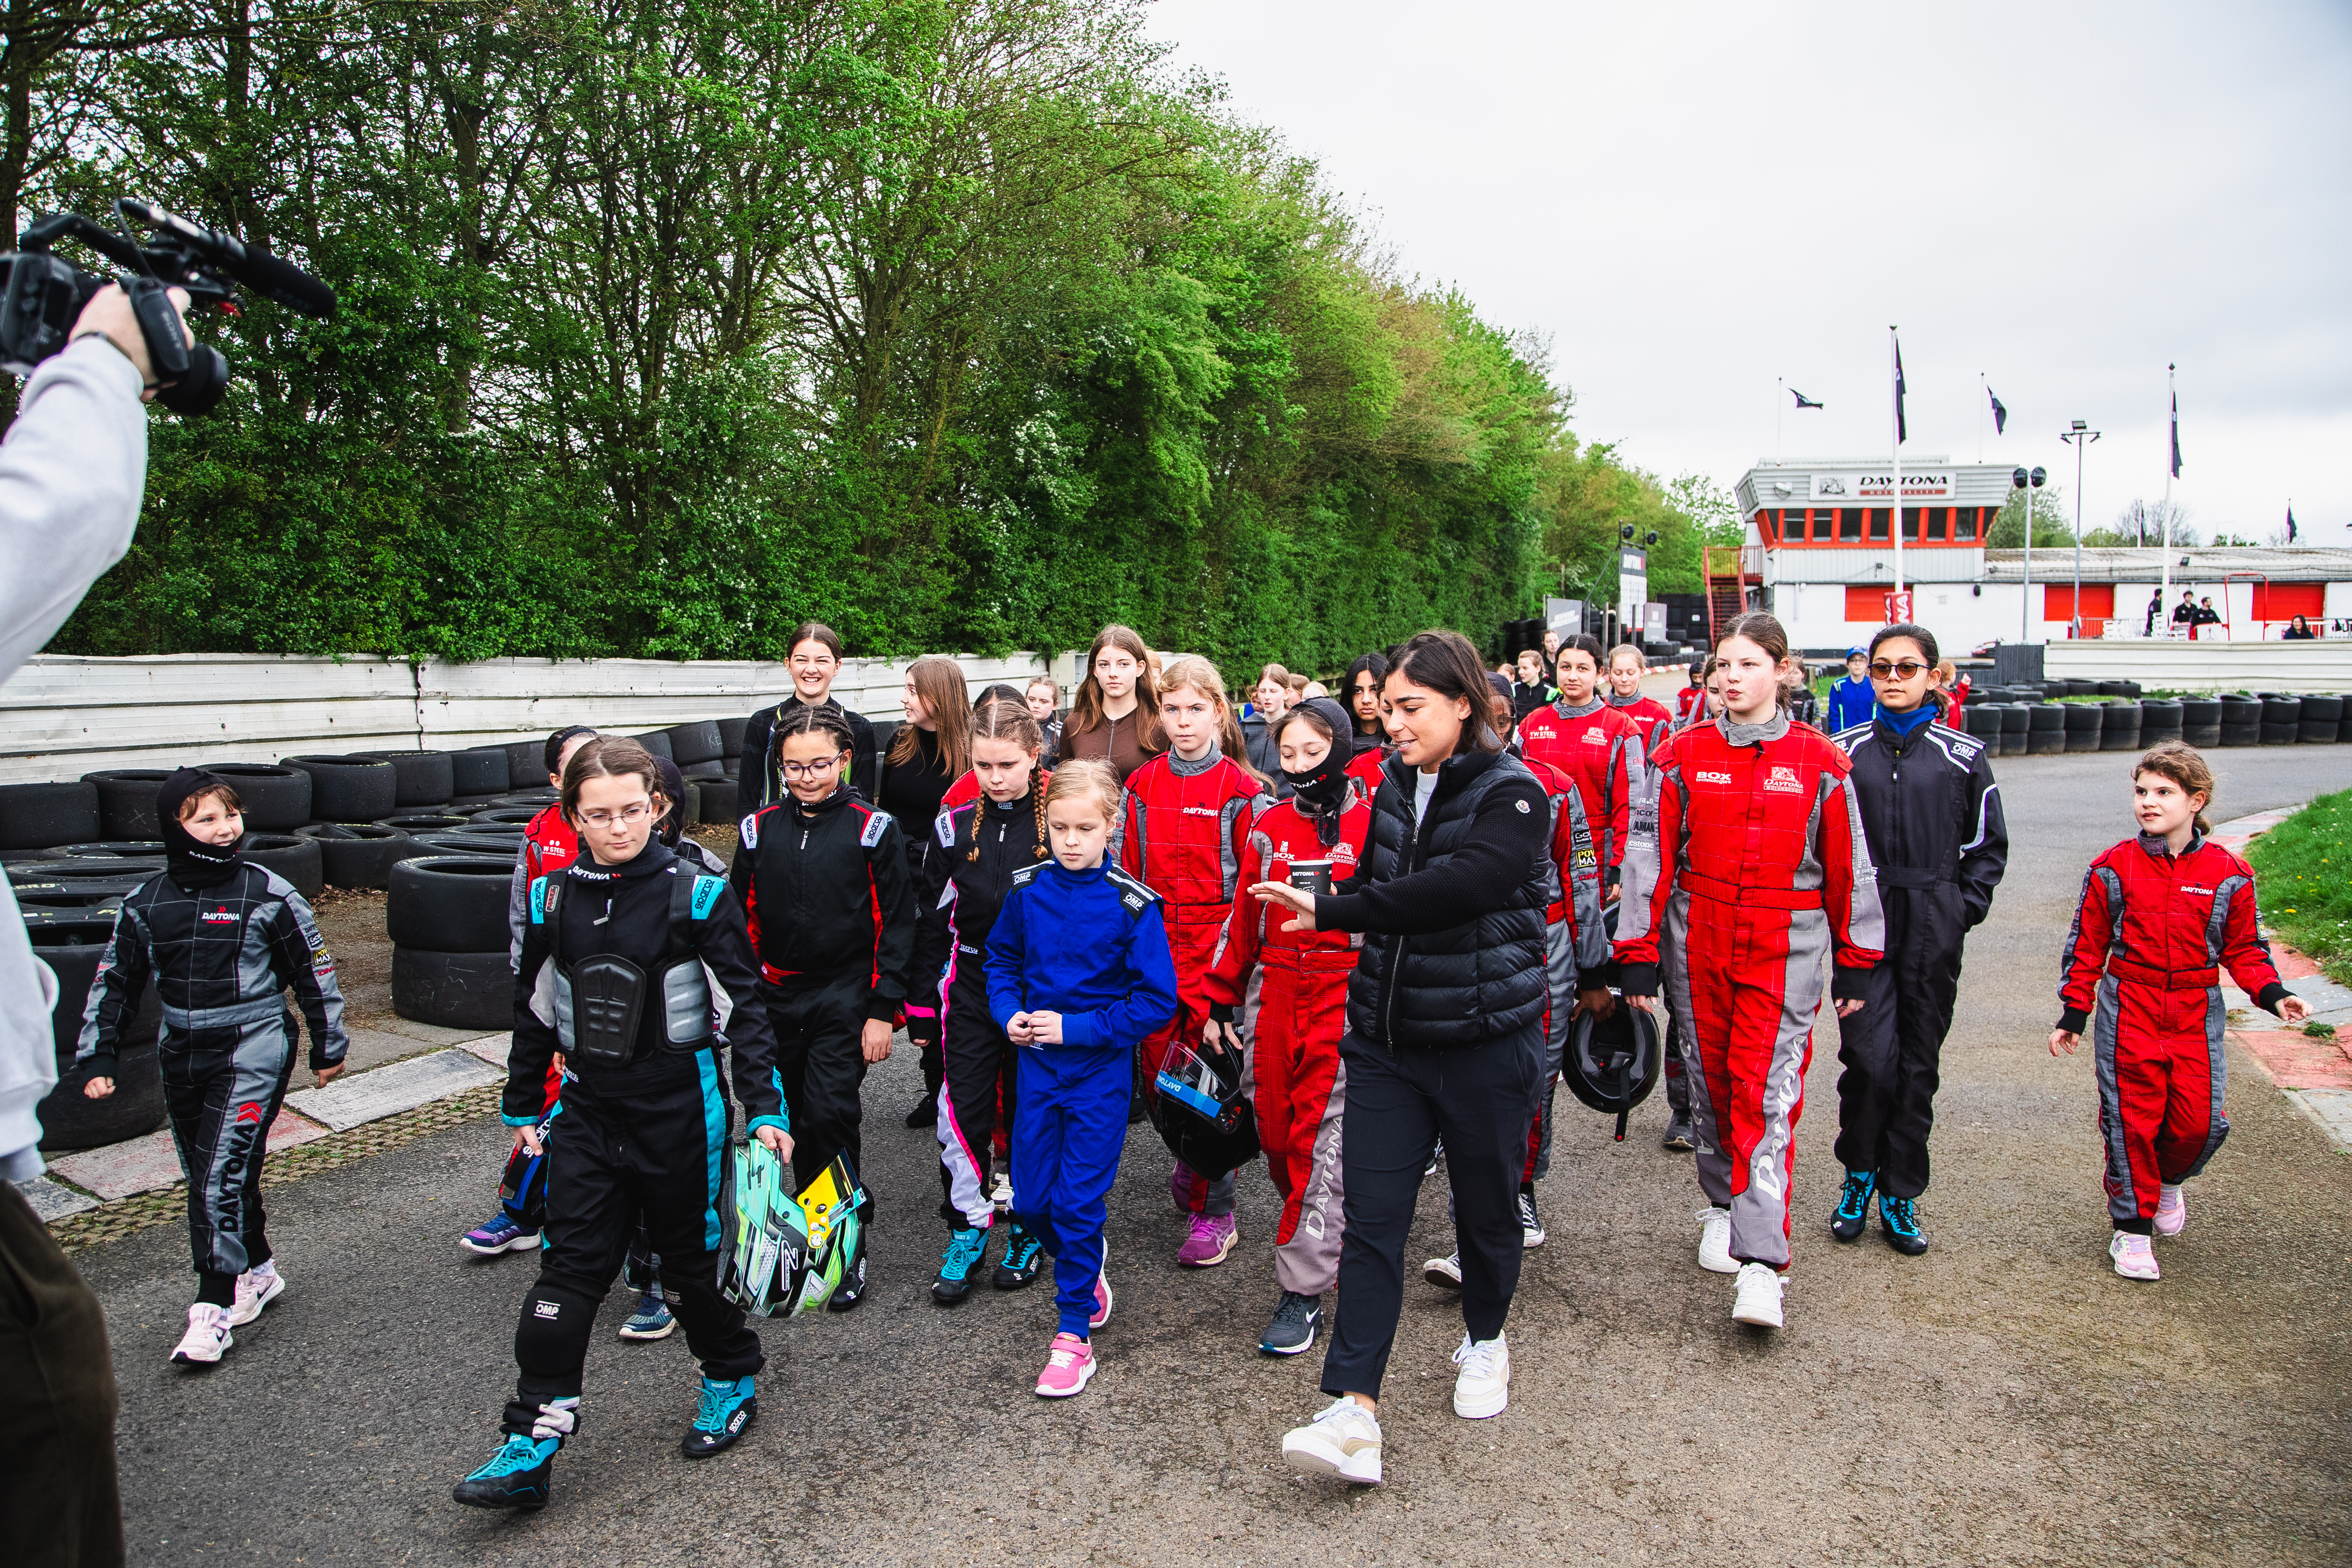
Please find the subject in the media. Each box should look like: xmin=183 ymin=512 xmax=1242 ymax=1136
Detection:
xmin=232 ymin=246 xmax=336 ymax=318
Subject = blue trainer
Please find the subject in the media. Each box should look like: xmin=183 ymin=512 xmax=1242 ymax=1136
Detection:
xmin=460 ymin=1212 xmax=541 ymax=1257
xmin=932 ymin=1226 xmax=988 ymax=1305
xmin=1831 ymin=1170 xmax=1875 ymax=1243
xmin=681 ymin=1375 xmax=756 ymax=1458
xmin=1879 ymin=1192 xmax=1929 ymax=1256
xmin=452 ymin=1433 xmax=557 ymax=1510
xmin=618 ymin=1289 xmax=675 ymax=1340
xmin=993 ymin=1222 xmax=1044 ymax=1290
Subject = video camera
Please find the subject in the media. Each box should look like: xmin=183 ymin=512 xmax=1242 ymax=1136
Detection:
xmin=0 ymin=198 xmax=336 ymax=414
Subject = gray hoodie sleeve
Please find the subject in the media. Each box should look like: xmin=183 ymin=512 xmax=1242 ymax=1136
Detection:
xmin=509 ymin=838 xmax=531 ymax=973
xmin=0 ymin=336 xmax=151 ymax=1179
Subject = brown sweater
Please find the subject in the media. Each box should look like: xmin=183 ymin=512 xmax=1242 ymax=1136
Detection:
xmin=1059 ymin=710 xmax=1162 ymax=783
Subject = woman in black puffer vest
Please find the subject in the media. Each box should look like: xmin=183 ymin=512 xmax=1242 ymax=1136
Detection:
xmin=1250 ymin=629 xmax=1555 ymax=1488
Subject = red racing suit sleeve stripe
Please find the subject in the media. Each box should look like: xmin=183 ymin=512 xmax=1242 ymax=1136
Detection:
xmin=2218 ymin=862 xmax=2284 ymax=999
xmin=2057 ymin=855 xmax=2119 ymax=1019
xmin=1202 ymin=829 xmax=1266 ymax=1009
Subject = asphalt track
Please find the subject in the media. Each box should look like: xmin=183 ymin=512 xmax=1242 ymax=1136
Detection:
xmin=77 ymin=745 xmax=2352 ymax=1567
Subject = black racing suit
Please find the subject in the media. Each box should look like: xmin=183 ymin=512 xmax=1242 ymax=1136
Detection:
xmin=78 ymin=863 xmax=347 ymax=1299
xmin=729 ymin=786 xmax=918 ymax=1195
xmin=502 ymin=839 xmax=785 ymax=1434
xmin=1827 ymin=714 xmax=2008 ymax=1198
xmin=741 ymin=694 xmax=880 ymax=811
xmin=911 ymin=786 xmax=1050 ymax=1228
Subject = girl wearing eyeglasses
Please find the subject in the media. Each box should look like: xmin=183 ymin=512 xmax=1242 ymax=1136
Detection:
xmin=727 ymin=705 xmax=921 ymax=1313
xmin=1822 ymin=624 xmax=2008 ymax=1257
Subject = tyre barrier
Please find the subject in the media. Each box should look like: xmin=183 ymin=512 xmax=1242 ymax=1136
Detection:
xmin=630 ymin=729 xmax=676 ymax=761
xmin=31 ymin=916 xmax=164 ymax=1151
xmin=2338 ymin=694 xmax=2352 ymax=744
xmin=2061 ymin=703 xmax=2102 ymax=753
xmin=39 ymin=841 xmax=164 ymax=860
xmin=2139 ymin=699 xmax=2184 ymax=747
xmin=495 ymin=789 xmax=560 ymax=807
xmin=447 ymin=793 xmax=505 ymax=813
xmin=391 ymin=946 xmax=512 ymax=1031
xmin=2298 ymin=694 xmax=2343 ymax=746
xmin=453 ymin=746 xmax=511 ymax=796
xmin=2027 ymin=703 xmax=2066 ymax=754
xmin=209 ymin=764 xmax=312 ymax=830
xmin=0 ymin=780 xmax=101 ymax=853
xmin=668 ymin=720 xmax=725 ymax=766
xmin=683 ymin=759 xmax=727 ymax=779
xmin=396 ymin=834 xmax=515 ymax=862
xmin=1998 ymin=704 xmax=2028 ymax=757
xmin=240 ymin=833 xmax=325 ymax=900
xmin=2259 ymin=694 xmax=2299 ymax=746
xmin=354 ymin=749 xmax=456 ymax=807
xmin=82 ymin=768 xmax=171 ymax=840
xmin=465 ymin=806 xmax=542 ymax=826
xmin=8 ymin=856 xmax=161 ymax=886
xmin=500 ymin=740 xmax=543 ymax=789
xmin=295 ymin=823 xmax=415 ymax=890
xmin=387 ymin=855 xmax=514 ymax=953
xmin=716 ymin=715 xmax=749 ymax=758
xmin=698 ymin=776 xmax=739 ymax=825
xmin=379 ymin=812 xmax=473 ymax=836
xmin=2098 ymin=700 xmax=2142 ymax=752
xmin=282 ymin=754 xmax=400 ymax=824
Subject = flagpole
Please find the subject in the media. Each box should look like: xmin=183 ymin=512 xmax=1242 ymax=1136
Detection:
xmin=1777 ymin=377 xmax=1784 ymax=466
xmin=1890 ymin=327 xmax=1905 ymax=598
xmin=2159 ymin=364 xmax=2174 ymax=635
xmin=1978 ymin=373 xmax=1985 ymax=464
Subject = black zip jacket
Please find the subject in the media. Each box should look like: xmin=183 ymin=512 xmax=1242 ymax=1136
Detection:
xmin=77 ymin=862 xmax=348 ymax=1080
xmin=913 ymin=788 xmax=1051 ymax=1006
xmin=1830 ymin=714 xmax=2008 ymax=926
xmin=729 ymin=786 xmax=918 ymax=1021
xmin=1315 ymin=746 xmax=1551 ymax=1050
xmin=509 ymin=839 xmax=785 ymax=1131
xmin=742 ymin=695 xmax=880 ymax=811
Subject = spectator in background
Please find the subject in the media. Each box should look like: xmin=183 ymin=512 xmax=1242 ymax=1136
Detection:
xmin=2195 ymin=597 xmax=2223 ymax=639
xmin=1026 ymin=675 xmax=1064 ymax=765
xmin=2144 ymin=590 xmax=2163 ymax=637
xmin=1240 ymin=665 xmax=1291 ymax=784
xmin=1510 ymin=648 xmax=1556 ymax=720
xmin=2170 ymin=591 xmax=2198 ymax=636
xmin=1826 ymin=647 xmax=1874 ymax=732
xmin=2283 ymin=615 xmax=2318 ymax=641
xmin=1541 ymin=629 xmax=1561 ymax=667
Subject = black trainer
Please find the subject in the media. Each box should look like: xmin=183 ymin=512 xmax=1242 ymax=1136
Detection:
xmin=1661 ymin=1111 xmax=1696 ymax=1152
xmin=1831 ymin=1169 xmax=1876 ymax=1243
xmin=904 ymin=1096 xmax=933 ymax=1129
xmin=1879 ymin=1192 xmax=1929 ymax=1256
xmin=1517 ymin=1185 xmax=1546 ymax=1249
xmin=994 ymin=1221 xmax=1045 ymax=1289
xmin=680 ymin=1376 xmax=756 ymax=1458
xmin=1258 ymin=1290 xmax=1322 ymax=1356
xmin=826 ymin=1235 xmax=869 ymax=1312
xmin=452 ymin=1434 xmax=557 ymax=1510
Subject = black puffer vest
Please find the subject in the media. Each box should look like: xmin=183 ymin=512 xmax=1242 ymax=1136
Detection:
xmin=1345 ymin=747 xmax=1550 ymax=1050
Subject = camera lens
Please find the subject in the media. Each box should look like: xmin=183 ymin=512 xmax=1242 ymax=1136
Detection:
xmin=158 ymin=345 xmax=228 ymax=414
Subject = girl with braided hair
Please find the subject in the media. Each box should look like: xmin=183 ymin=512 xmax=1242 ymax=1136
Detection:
xmin=910 ymin=698 xmax=1054 ymax=1302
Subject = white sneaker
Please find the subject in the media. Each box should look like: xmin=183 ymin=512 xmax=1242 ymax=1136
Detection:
xmin=227 ymin=1263 xmax=284 ymax=1327
xmin=1517 ymin=1188 xmax=1546 ymax=1249
xmin=1423 ymin=1252 xmax=1462 ymax=1289
xmin=1451 ymin=1331 xmax=1510 ymax=1418
xmin=990 ymin=1172 xmax=1014 ymax=1213
xmin=1731 ymin=1261 xmax=1784 ymax=1328
xmin=2110 ymin=1231 xmax=2161 ymax=1281
xmin=2153 ymin=1184 xmax=2186 ymax=1237
xmin=1697 ymin=1207 xmax=1737 ymax=1274
xmin=170 ymin=1303 xmax=234 ymax=1366
xmin=1282 ymin=1396 xmax=1383 ymax=1484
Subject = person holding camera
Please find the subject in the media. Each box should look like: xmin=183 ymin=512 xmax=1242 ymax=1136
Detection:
xmin=2 ymin=283 xmax=195 ymax=1568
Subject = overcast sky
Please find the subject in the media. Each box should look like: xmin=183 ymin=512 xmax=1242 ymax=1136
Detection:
xmin=1145 ymin=0 xmax=2352 ymax=541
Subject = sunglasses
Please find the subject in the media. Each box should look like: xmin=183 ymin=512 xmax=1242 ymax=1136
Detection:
xmin=1869 ymin=660 xmax=1930 ymax=680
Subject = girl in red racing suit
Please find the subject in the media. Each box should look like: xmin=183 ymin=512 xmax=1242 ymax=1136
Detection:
xmin=1201 ymin=699 xmax=1371 ymax=1356
xmin=1617 ymin=613 xmax=1884 ymax=1332
xmin=1119 ymin=655 xmax=1273 ymax=1266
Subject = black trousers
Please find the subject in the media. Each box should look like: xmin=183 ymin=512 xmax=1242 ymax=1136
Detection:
xmin=0 ymin=1182 xmax=123 ymax=1568
xmin=1322 ymin=1021 xmax=1544 ymax=1400
xmin=1834 ymin=882 xmax=1967 ymax=1199
xmin=506 ymin=1056 xmax=761 ymax=1431
xmin=764 ymin=973 xmax=871 ymax=1193
xmin=936 ymin=970 xmax=1019 ymax=1227
xmin=160 ymin=1016 xmax=297 ymax=1300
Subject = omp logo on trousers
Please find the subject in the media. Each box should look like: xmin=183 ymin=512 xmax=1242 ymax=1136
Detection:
xmin=534 ymin=1300 xmax=561 ymax=1318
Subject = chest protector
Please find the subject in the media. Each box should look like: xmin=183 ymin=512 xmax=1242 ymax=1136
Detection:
xmin=542 ymin=873 xmax=726 ymax=1067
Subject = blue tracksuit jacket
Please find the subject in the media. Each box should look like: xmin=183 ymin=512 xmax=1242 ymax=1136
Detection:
xmin=1827 ymin=675 xmax=1875 ymax=733
xmin=986 ymin=857 xmax=1179 ymax=1334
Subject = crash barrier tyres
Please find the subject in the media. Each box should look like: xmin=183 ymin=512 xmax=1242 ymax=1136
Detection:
xmin=1954 ymin=689 xmax=2352 ymax=754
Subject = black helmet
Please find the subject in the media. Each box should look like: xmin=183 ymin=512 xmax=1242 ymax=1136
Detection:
xmin=1149 ymin=1039 xmax=1261 ymax=1181
xmin=1560 ymin=1000 xmax=1662 ymax=1141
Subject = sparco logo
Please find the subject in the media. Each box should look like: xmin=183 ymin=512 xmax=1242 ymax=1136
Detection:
xmin=215 ymin=1104 xmax=267 ymax=1234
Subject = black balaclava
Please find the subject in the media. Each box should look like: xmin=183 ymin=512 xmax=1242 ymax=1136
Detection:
xmin=1280 ymin=698 xmax=1356 ymax=848
xmin=157 ymin=767 xmax=243 ymax=890
xmin=652 ymin=755 xmax=690 ymax=847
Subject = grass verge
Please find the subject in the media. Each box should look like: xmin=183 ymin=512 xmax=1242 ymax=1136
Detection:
xmin=2248 ymin=788 xmax=2352 ymax=987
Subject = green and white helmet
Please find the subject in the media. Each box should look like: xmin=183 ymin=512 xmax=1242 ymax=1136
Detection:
xmin=717 ymin=1139 xmax=812 ymax=1318
xmin=790 ymin=1154 xmax=866 ymax=1316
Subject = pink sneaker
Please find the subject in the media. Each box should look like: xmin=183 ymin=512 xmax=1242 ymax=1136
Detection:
xmin=2154 ymin=1184 xmax=2187 ymax=1237
xmin=2110 ymin=1231 xmax=2160 ymax=1281
xmin=1177 ymin=1212 xmax=1238 ymax=1267
xmin=1035 ymin=1332 xmax=1096 ymax=1397
xmin=1168 ymin=1159 xmax=1196 ymax=1214
xmin=1090 ymin=1267 xmax=1114 ymax=1330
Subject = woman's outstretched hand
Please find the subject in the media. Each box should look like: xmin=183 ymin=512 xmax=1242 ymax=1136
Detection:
xmin=1250 ymin=880 xmax=1318 ymax=933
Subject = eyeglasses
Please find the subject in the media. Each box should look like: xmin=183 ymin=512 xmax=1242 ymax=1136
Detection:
xmin=579 ymin=803 xmax=654 ymax=828
xmin=779 ymin=755 xmax=846 ymax=779
xmin=1869 ymin=660 xmax=1929 ymax=680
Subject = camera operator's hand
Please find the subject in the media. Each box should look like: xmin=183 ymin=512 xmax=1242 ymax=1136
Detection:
xmin=70 ymin=283 xmax=193 ymax=400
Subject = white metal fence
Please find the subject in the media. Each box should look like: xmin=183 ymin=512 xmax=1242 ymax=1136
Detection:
xmin=0 ymin=651 xmax=1082 ymax=785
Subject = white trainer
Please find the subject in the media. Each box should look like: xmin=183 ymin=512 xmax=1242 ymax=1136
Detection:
xmin=990 ymin=1172 xmax=1014 ymax=1213
xmin=1731 ymin=1261 xmax=1784 ymax=1328
xmin=170 ymin=1303 xmax=234 ymax=1366
xmin=1451 ymin=1331 xmax=1510 ymax=1418
xmin=1697 ymin=1207 xmax=1737 ymax=1274
xmin=2153 ymin=1184 xmax=2187 ymax=1237
xmin=2110 ymin=1231 xmax=2161 ymax=1280
xmin=227 ymin=1263 xmax=285 ymax=1327
xmin=1282 ymin=1396 xmax=1383 ymax=1484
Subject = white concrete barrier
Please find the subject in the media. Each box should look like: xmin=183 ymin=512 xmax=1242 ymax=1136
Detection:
xmin=2045 ymin=642 xmax=2352 ymax=693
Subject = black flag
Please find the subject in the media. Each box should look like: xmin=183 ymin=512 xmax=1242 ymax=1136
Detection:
xmin=2170 ymin=380 xmax=2182 ymax=479
xmin=1893 ymin=332 xmax=1908 ymax=445
xmin=1988 ymin=387 xmax=2007 ymax=435
xmin=1790 ymin=388 xmax=1823 ymax=409
xmin=2287 ymin=505 xmax=2297 ymax=543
